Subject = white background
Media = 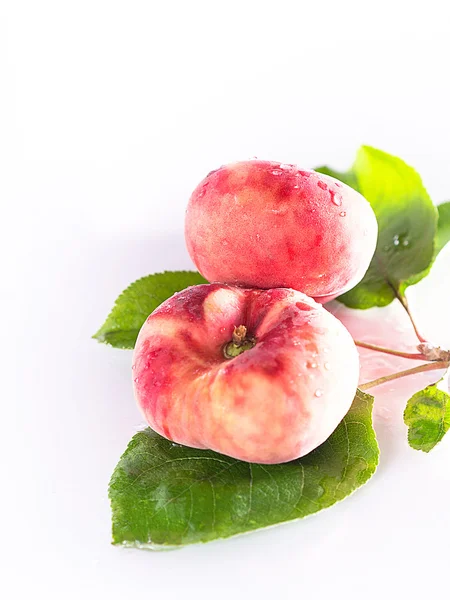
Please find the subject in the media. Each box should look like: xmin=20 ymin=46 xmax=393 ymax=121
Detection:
xmin=2 ymin=1 xmax=450 ymax=599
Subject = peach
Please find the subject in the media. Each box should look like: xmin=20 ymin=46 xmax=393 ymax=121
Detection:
xmin=132 ymin=284 xmax=359 ymax=463
xmin=185 ymin=160 xmax=377 ymax=301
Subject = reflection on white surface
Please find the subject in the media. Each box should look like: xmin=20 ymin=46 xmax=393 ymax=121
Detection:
xmin=329 ymin=242 xmax=450 ymax=458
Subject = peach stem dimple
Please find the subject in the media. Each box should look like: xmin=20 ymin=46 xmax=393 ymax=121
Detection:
xmin=223 ymin=325 xmax=256 ymax=359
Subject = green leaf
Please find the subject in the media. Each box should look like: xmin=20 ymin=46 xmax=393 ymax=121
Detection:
xmin=93 ymin=271 xmax=207 ymax=349
xmin=314 ymin=165 xmax=359 ymax=190
xmin=318 ymin=146 xmax=437 ymax=309
xmin=109 ymin=390 xmax=379 ymax=549
xmin=436 ymin=201 xmax=450 ymax=256
xmin=399 ymin=201 xmax=450 ymax=289
xmin=404 ymin=374 xmax=450 ymax=452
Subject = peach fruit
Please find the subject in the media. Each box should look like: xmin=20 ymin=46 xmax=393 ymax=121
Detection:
xmin=132 ymin=284 xmax=359 ymax=463
xmin=185 ymin=160 xmax=377 ymax=302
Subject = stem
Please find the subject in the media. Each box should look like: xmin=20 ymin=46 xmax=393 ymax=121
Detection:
xmin=232 ymin=325 xmax=248 ymax=344
xmin=359 ymin=361 xmax=449 ymax=391
xmin=223 ymin=325 xmax=256 ymax=359
xmin=354 ymin=340 xmax=427 ymax=361
xmin=396 ymin=292 xmax=427 ymax=343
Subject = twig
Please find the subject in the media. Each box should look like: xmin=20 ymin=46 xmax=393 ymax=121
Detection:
xmin=354 ymin=340 xmax=427 ymax=361
xmin=359 ymin=361 xmax=449 ymax=391
xmin=396 ymin=292 xmax=427 ymax=343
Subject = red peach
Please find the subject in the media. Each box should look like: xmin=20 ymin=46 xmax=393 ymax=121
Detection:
xmin=185 ymin=161 xmax=377 ymax=301
xmin=132 ymin=284 xmax=359 ymax=464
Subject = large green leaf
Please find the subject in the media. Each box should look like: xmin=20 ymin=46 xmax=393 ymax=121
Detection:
xmin=93 ymin=271 xmax=207 ymax=349
xmin=436 ymin=201 xmax=450 ymax=256
xmin=404 ymin=373 xmax=450 ymax=452
xmin=400 ymin=200 xmax=450 ymax=289
xmin=317 ymin=147 xmax=437 ymax=309
xmin=109 ymin=390 xmax=379 ymax=549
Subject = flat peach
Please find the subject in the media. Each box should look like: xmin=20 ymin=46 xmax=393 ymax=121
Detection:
xmin=133 ymin=284 xmax=359 ymax=463
xmin=185 ymin=161 xmax=377 ymax=301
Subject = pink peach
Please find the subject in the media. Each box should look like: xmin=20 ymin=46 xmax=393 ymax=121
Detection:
xmin=132 ymin=284 xmax=359 ymax=463
xmin=185 ymin=160 xmax=377 ymax=301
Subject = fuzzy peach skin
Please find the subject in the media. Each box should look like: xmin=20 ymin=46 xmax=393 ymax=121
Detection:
xmin=185 ymin=161 xmax=377 ymax=301
xmin=132 ymin=284 xmax=359 ymax=464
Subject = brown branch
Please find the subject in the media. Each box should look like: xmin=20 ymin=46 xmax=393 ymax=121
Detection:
xmin=354 ymin=340 xmax=427 ymax=361
xmin=359 ymin=361 xmax=449 ymax=391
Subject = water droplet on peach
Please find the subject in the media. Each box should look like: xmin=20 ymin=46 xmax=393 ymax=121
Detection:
xmin=317 ymin=181 xmax=327 ymax=190
xmin=272 ymin=169 xmax=283 ymax=175
xmin=339 ymin=211 xmax=346 ymax=217
xmin=324 ymin=362 xmax=331 ymax=370
xmin=134 ymin=377 xmax=139 ymax=383
xmin=314 ymin=389 xmax=323 ymax=397
xmin=330 ymin=190 xmax=342 ymax=206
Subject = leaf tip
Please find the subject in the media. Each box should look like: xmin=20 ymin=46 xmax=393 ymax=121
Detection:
xmin=92 ymin=329 xmax=106 ymax=344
